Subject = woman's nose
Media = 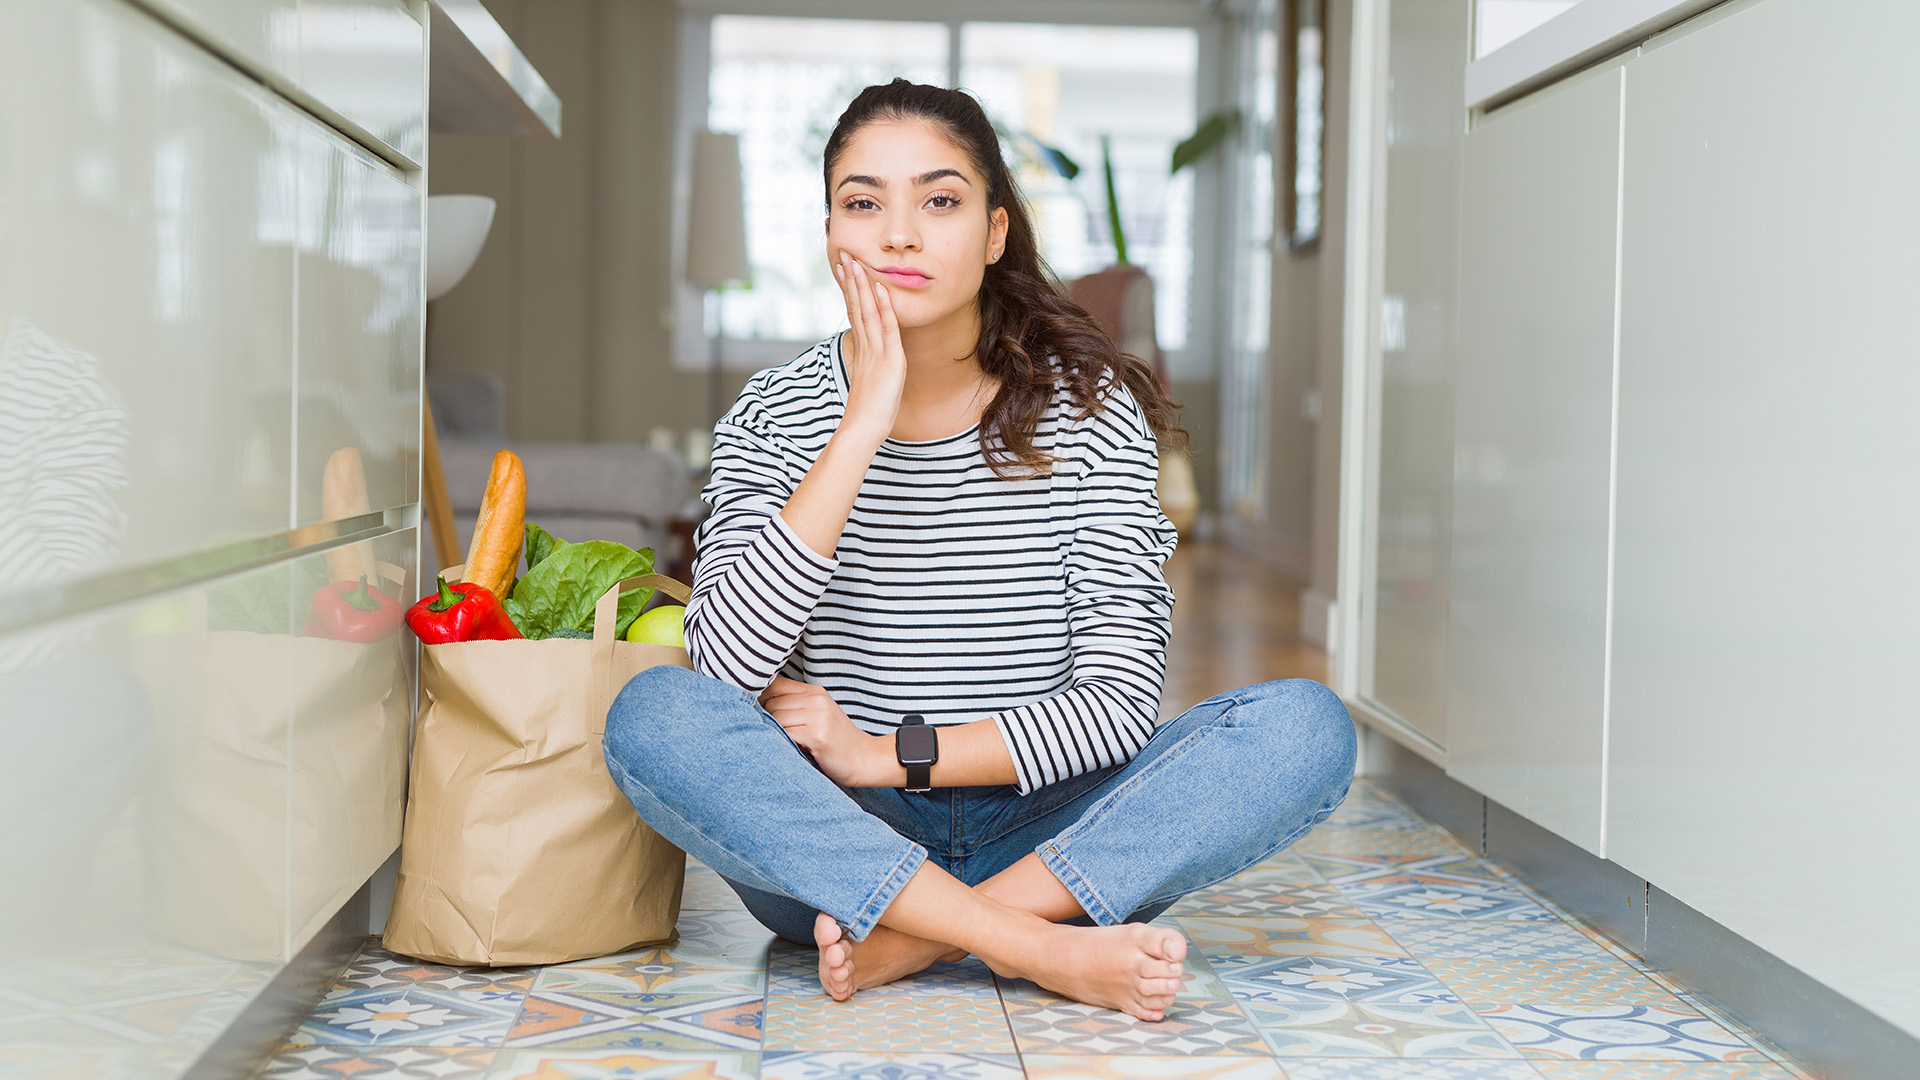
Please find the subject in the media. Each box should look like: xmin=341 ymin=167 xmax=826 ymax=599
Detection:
xmin=882 ymin=210 xmax=920 ymax=253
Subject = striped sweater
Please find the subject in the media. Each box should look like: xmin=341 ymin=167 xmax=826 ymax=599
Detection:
xmin=686 ymin=334 xmax=1177 ymax=795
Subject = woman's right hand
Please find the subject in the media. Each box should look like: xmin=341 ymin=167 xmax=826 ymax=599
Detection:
xmin=834 ymin=251 xmax=905 ymax=445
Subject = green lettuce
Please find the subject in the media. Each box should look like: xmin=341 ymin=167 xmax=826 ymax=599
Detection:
xmin=504 ymin=523 xmax=655 ymax=639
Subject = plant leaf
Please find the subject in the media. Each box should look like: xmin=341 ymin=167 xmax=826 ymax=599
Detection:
xmin=1101 ymin=135 xmax=1129 ymax=265
xmin=505 ymin=540 xmax=654 ymax=640
xmin=1171 ymin=108 xmax=1244 ymax=175
xmin=524 ymin=522 xmax=568 ymax=571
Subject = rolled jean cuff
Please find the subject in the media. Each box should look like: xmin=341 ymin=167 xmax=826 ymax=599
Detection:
xmin=1036 ymin=842 xmax=1124 ymax=926
xmin=839 ymin=842 xmax=929 ymax=942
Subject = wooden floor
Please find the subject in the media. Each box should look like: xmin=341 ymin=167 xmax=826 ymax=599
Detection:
xmin=1159 ymin=537 xmax=1329 ymax=719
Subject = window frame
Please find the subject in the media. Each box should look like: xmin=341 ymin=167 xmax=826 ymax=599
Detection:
xmin=670 ymin=0 xmax=1231 ymax=383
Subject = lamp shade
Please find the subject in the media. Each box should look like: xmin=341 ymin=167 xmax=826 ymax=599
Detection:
xmin=425 ymin=194 xmax=498 ymax=302
xmin=686 ymin=130 xmax=751 ymax=289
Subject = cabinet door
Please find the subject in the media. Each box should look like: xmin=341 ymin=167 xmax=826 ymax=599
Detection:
xmin=288 ymin=532 xmax=416 ymax=951
xmin=1369 ymin=0 xmax=1473 ymax=745
xmin=0 ymin=0 xmax=297 ymax=597
xmin=1448 ymin=64 xmax=1623 ymax=855
xmin=294 ymin=128 xmax=423 ymax=528
xmin=0 ymin=558 xmax=298 ymax=1077
xmin=142 ymin=0 xmax=424 ymax=166
xmin=1610 ymin=0 xmax=1920 ymax=1036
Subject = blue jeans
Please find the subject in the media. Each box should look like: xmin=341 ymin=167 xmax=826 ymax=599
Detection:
xmin=603 ymin=667 xmax=1357 ymax=943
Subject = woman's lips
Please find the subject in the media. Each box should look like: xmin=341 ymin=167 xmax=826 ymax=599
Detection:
xmin=876 ymin=267 xmax=932 ymax=288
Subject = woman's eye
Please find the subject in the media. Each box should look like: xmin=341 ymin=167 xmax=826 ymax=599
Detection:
xmin=844 ymin=197 xmax=878 ymax=212
xmin=926 ymin=194 xmax=960 ymax=209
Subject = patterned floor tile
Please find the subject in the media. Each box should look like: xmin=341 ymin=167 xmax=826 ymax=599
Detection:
xmin=1241 ymin=999 xmax=1519 ymax=1059
xmin=1001 ymin=997 xmax=1267 ymax=1056
xmin=1281 ymin=1061 xmax=1541 ymax=1080
xmin=1317 ymin=797 xmax=1433 ymax=829
xmin=1210 ymin=954 xmax=1458 ymax=1004
xmin=1423 ymin=958 xmax=1688 ymax=1007
xmin=1019 ymin=1053 xmax=1286 ymax=1078
xmin=1343 ymin=880 xmax=1557 ymax=921
xmin=505 ymin=992 xmax=762 ymax=1050
xmin=1477 ymin=1003 xmax=1770 ymax=1062
xmin=1529 ymin=1062 xmax=1798 ymax=1079
xmin=1230 ymin=852 xmax=1327 ymax=885
xmin=762 ymin=995 xmax=1015 ymax=1053
xmin=1377 ymin=920 xmax=1621 ymax=963
xmin=289 ymin=988 xmax=522 ymax=1047
xmin=671 ymin=909 xmax=779 ymax=953
xmin=258 ymin=1044 xmax=496 ymax=1079
xmin=1291 ymin=826 xmax=1470 ymax=858
xmin=485 ymin=1047 xmax=758 ymax=1079
xmin=1169 ymin=878 xmax=1365 ymax=919
xmin=681 ymin=861 xmax=747 ymax=912
xmin=337 ymin=943 xmax=539 ymax=992
xmin=0 ymin=985 xmax=227 ymax=1045
xmin=535 ymin=946 xmax=767 ymax=995
xmin=766 ymin=944 xmax=997 ymax=1000
xmin=760 ymin=1050 xmax=1025 ymax=1078
xmin=1306 ymin=854 xmax=1511 ymax=888
xmin=1178 ymin=917 xmax=1410 ymax=958
xmin=0 ymin=1042 xmax=203 ymax=1079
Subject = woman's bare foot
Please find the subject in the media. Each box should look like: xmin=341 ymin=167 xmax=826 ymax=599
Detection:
xmin=814 ymin=913 xmax=965 ymax=1000
xmin=982 ymin=919 xmax=1187 ymax=1021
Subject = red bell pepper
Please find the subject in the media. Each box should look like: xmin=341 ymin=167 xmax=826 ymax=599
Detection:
xmin=405 ymin=577 xmax=523 ymax=643
xmin=306 ymin=575 xmax=404 ymax=642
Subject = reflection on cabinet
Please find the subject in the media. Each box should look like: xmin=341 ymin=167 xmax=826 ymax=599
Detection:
xmin=1608 ymin=0 xmax=1920 ymax=1035
xmin=0 ymin=0 xmax=424 ymax=1072
xmin=1447 ymin=64 xmax=1623 ymax=857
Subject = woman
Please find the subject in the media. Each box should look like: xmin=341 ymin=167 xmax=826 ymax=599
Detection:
xmin=604 ymin=79 xmax=1355 ymax=1022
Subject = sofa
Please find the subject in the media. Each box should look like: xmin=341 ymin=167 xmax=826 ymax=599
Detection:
xmin=426 ymin=371 xmax=692 ymax=578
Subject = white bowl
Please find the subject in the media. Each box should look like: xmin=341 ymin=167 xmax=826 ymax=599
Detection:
xmin=425 ymin=194 xmax=498 ymax=302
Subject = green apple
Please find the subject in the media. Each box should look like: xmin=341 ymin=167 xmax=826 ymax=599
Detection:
xmin=625 ymin=604 xmax=686 ymax=647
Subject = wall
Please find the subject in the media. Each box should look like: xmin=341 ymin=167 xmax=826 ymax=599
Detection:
xmin=427 ymin=0 xmax=739 ymax=445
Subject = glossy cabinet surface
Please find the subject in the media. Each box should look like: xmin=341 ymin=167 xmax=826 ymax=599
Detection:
xmin=144 ymin=0 xmax=424 ymax=166
xmin=0 ymin=0 xmax=423 ymax=1072
xmin=1367 ymin=0 xmax=1472 ymax=746
xmin=1609 ymin=0 xmax=1920 ymax=1035
xmin=1 ymin=0 xmax=298 ymax=596
xmin=295 ymin=128 xmax=423 ymax=525
xmin=1448 ymin=65 xmax=1623 ymax=855
xmin=298 ymin=0 xmax=427 ymax=165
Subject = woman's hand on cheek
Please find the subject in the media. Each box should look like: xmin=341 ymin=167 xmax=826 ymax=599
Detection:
xmin=759 ymin=676 xmax=896 ymax=787
xmin=833 ymin=251 xmax=906 ymax=444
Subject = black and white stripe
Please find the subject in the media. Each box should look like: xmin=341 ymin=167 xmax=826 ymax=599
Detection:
xmin=0 ymin=317 xmax=132 ymax=674
xmin=687 ymin=335 xmax=1176 ymax=795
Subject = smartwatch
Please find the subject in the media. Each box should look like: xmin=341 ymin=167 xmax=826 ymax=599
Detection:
xmin=895 ymin=713 xmax=938 ymax=793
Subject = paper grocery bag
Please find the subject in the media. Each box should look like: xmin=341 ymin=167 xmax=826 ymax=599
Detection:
xmin=383 ymin=571 xmax=690 ymax=966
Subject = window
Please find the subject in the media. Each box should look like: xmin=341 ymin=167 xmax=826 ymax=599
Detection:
xmin=959 ymin=23 xmax=1199 ymax=351
xmin=707 ymin=17 xmax=949 ymax=343
xmin=680 ymin=12 xmax=1213 ymax=377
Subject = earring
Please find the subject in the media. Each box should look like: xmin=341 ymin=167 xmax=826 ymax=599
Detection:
xmin=989 ymin=252 xmax=999 ymax=262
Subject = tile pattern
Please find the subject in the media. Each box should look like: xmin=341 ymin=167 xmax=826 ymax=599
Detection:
xmin=256 ymin=780 xmax=1809 ymax=1078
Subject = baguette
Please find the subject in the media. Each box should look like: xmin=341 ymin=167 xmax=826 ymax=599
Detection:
xmin=464 ymin=449 xmax=526 ymax=598
xmin=320 ymin=447 xmax=376 ymax=584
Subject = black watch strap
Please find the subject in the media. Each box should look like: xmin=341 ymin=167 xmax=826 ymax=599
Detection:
xmin=895 ymin=713 xmax=937 ymax=793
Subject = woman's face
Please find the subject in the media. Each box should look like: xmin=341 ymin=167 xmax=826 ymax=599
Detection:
xmin=825 ymin=119 xmax=1009 ymax=332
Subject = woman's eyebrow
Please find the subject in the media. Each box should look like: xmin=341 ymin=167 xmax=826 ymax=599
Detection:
xmin=834 ymin=168 xmax=972 ymax=193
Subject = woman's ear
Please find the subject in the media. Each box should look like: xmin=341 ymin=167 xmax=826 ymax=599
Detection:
xmin=989 ymin=206 xmax=1009 ymax=262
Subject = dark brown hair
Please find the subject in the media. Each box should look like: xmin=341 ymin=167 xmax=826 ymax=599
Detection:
xmin=824 ymin=78 xmax=1186 ymax=478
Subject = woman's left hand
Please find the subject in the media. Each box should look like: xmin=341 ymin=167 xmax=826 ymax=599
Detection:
xmin=759 ymin=677 xmax=896 ymax=787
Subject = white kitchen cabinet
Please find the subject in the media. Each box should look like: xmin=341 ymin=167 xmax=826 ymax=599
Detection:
xmin=1609 ymin=0 xmax=1920 ymax=1036
xmin=1447 ymin=62 xmax=1623 ymax=855
xmin=0 ymin=0 xmax=299 ymax=595
xmin=142 ymin=0 xmax=424 ymax=166
xmin=1367 ymin=0 xmax=1474 ymax=747
xmin=294 ymin=127 xmax=423 ymax=526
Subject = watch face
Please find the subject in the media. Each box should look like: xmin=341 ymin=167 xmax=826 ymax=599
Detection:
xmin=896 ymin=723 xmax=938 ymax=766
